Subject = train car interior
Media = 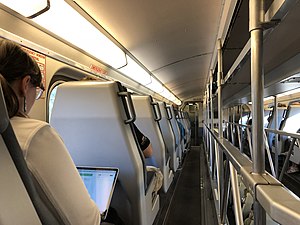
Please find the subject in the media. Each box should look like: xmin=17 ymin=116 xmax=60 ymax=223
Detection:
xmin=1 ymin=0 xmax=300 ymax=225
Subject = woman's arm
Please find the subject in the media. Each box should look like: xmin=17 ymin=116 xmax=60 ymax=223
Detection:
xmin=26 ymin=125 xmax=101 ymax=225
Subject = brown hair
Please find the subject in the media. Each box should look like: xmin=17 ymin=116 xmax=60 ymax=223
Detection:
xmin=0 ymin=39 xmax=41 ymax=118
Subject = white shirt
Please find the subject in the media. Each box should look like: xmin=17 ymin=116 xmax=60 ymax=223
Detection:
xmin=11 ymin=116 xmax=100 ymax=225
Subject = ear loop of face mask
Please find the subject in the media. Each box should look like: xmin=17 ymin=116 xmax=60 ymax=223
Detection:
xmin=23 ymin=96 xmax=27 ymax=113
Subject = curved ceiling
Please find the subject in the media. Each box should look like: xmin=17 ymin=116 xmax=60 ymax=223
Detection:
xmin=74 ymin=0 xmax=224 ymax=101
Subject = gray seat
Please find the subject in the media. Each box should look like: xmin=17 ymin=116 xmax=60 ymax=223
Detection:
xmin=263 ymin=108 xmax=272 ymax=128
xmin=174 ymin=109 xmax=186 ymax=154
xmin=132 ymin=95 xmax=174 ymax=193
xmin=158 ymin=102 xmax=179 ymax=171
xmin=280 ymin=105 xmax=300 ymax=163
xmin=267 ymin=107 xmax=286 ymax=151
xmin=168 ymin=105 xmax=184 ymax=164
xmin=183 ymin=111 xmax=192 ymax=147
xmin=0 ymin=84 xmax=42 ymax=225
xmin=179 ymin=110 xmax=191 ymax=150
xmin=50 ymin=81 xmax=159 ymax=225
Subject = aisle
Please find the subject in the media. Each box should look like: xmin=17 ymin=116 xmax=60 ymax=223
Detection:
xmin=158 ymin=146 xmax=217 ymax=225
xmin=164 ymin=147 xmax=201 ymax=224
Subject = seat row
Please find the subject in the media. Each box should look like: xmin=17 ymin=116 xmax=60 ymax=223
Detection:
xmin=49 ymin=81 xmax=191 ymax=225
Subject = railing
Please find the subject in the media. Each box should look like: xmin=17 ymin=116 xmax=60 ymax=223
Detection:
xmin=203 ymin=123 xmax=300 ymax=225
xmin=223 ymin=121 xmax=300 ymax=180
xmin=264 ymin=128 xmax=300 ymax=181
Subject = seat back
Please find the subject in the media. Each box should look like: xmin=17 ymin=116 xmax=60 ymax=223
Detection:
xmin=267 ymin=107 xmax=285 ymax=148
xmin=158 ymin=102 xmax=179 ymax=171
xmin=263 ymin=108 xmax=272 ymax=128
xmin=183 ymin=111 xmax=191 ymax=144
xmin=280 ymin=105 xmax=300 ymax=158
xmin=132 ymin=95 xmax=174 ymax=192
xmin=0 ymin=84 xmax=42 ymax=225
xmin=179 ymin=110 xmax=190 ymax=149
xmin=168 ymin=105 xmax=183 ymax=162
xmin=50 ymin=81 xmax=159 ymax=225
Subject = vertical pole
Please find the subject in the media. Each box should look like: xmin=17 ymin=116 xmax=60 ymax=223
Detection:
xmin=274 ymin=96 xmax=279 ymax=178
xmin=232 ymin=109 xmax=236 ymax=146
xmin=250 ymin=0 xmax=266 ymax=224
xmin=217 ymin=40 xmax=223 ymax=139
xmin=217 ymin=39 xmax=224 ymax=220
xmin=241 ymin=106 xmax=244 ymax=153
xmin=206 ymin=84 xmax=212 ymax=165
xmin=263 ymin=131 xmax=276 ymax=177
xmin=210 ymin=72 xmax=214 ymax=132
xmin=203 ymin=93 xmax=205 ymax=145
xmin=210 ymin=72 xmax=214 ymax=130
xmin=210 ymin=73 xmax=215 ymax=175
xmin=229 ymin=163 xmax=243 ymax=225
xmin=238 ymin=106 xmax=242 ymax=151
xmin=226 ymin=108 xmax=229 ymax=139
xmin=230 ymin=109 xmax=235 ymax=145
xmin=207 ymin=86 xmax=210 ymax=154
xmin=237 ymin=124 xmax=242 ymax=151
xmin=204 ymin=91 xmax=207 ymax=148
xmin=220 ymin=159 xmax=230 ymax=224
xmin=194 ymin=104 xmax=198 ymax=146
xmin=214 ymin=140 xmax=220 ymax=208
xmin=250 ymin=0 xmax=265 ymax=174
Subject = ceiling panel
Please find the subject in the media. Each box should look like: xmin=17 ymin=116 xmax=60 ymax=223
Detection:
xmin=74 ymin=0 xmax=223 ymax=101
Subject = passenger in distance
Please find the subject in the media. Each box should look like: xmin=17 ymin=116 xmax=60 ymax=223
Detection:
xmin=133 ymin=123 xmax=163 ymax=192
xmin=133 ymin=122 xmax=157 ymax=166
xmin=0 ymin=39 xmax=101 ymax=225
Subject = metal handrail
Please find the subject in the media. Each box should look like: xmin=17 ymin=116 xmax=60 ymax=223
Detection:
xmin=223 ymin=120 xmax=300 ymax=178
xmin=224 ymin=121 xmax=250 ymax=128
xmin=265 ymin=128 xmax=300 ymax=140
xmin=204 ymin=123 xmax=300 ymax=225
xmin=223 ymin=121 xmax=300 ymax=140
xmin=223 ymin=119 xmax=300 ymax=179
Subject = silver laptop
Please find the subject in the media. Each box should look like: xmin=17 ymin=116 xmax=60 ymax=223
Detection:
xmin=77 ymin=166 xmax=119 ymax=219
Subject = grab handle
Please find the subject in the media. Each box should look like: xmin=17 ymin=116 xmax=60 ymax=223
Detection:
xmin=151 ymin=102 xmax=162 ymax=121
xmin=166 ymin=105 xmax=173 ymax=120
xmin=118 ymin=91 xmax=136 ymax=124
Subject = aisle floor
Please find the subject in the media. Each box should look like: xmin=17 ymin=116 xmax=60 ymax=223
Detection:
xmin=154 ymin=145 xmax=218 ymax=225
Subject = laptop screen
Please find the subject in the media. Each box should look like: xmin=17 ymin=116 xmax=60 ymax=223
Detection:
xmin=77 ymin=167 xmax=119 ymax=219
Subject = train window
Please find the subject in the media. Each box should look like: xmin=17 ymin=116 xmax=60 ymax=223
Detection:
xmin=48 ymin=85 xmax=58 ymax=121
xmin=239 ymin=115 xmax=250 ymax=126
xmin=46 ymin=72 xmax=81 ymax=122
xmin=48 ymin=81 xmax=66 ymax=122
xmin=283 ymin=112 xmax=300 ymax=133
xmin=295 ymin=140 xmax=299 ymax=148
xmin=283 ymin=106 xmax=300 ymax=133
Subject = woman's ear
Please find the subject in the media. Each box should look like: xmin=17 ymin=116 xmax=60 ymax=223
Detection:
xmin=20 ymin=75 xmax=31 ymax=96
